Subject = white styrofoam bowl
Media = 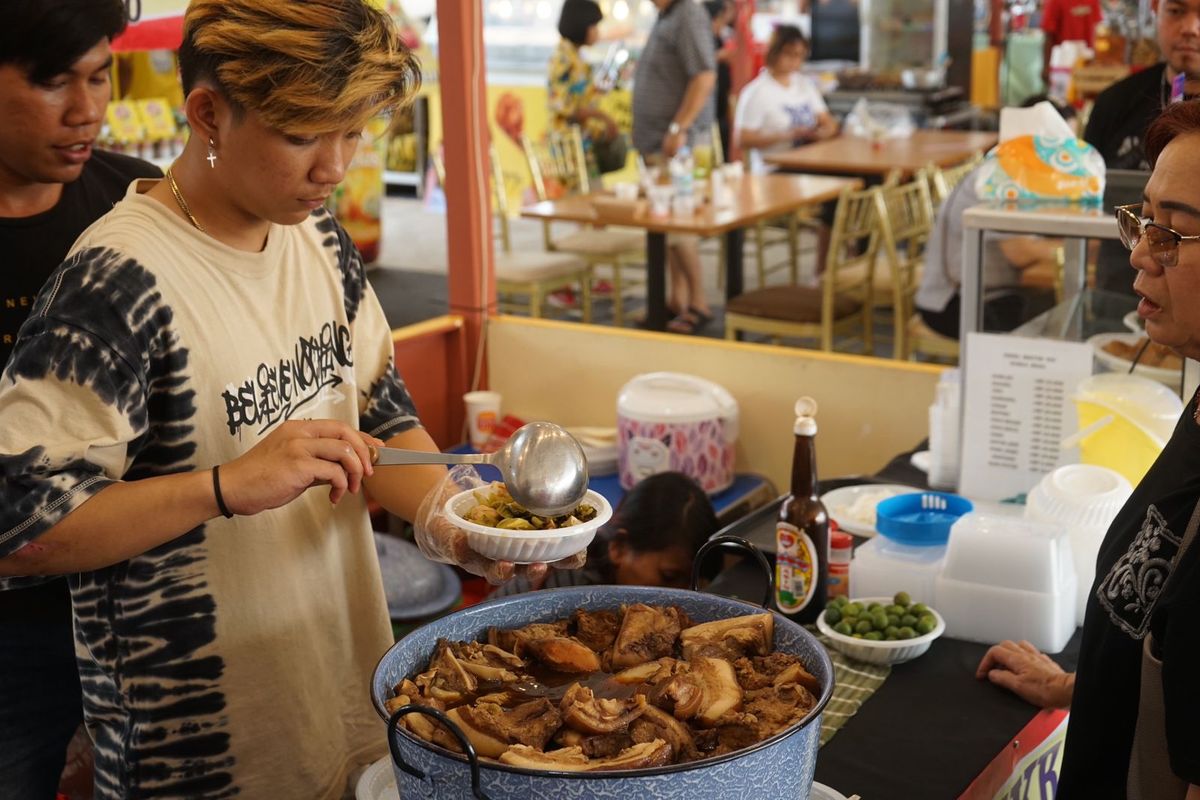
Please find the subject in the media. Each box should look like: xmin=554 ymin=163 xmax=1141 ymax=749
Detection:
xmin=816 ymin=596 xmax=945 ymax=665
xmin=444 ymin=487 xmax=611 ymax=564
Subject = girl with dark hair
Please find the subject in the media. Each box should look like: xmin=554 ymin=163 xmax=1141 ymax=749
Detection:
xmin=492 ymin=471 xmax=720 ymax=597
xmin=548 ymin=0 xmax=618 ymax=148
xmin=733 ymin=24 xmax=837 ymax=174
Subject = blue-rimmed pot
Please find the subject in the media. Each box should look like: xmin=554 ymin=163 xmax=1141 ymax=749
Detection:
xmin=371 ymin=536 xmax=834 ymax=799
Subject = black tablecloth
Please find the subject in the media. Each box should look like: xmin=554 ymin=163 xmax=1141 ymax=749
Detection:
xmin=707 ymin=446 xmax=1081 ymax=798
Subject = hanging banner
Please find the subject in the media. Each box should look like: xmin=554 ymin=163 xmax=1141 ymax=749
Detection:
xmin=112 ymin=0 xmax=187 ymax=52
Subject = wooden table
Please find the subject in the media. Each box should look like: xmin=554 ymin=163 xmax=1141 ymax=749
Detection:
xmin=764 ymin=130 xmax=998 ymax=180
xmin=520 ymin=173 xmax=860 ymax=330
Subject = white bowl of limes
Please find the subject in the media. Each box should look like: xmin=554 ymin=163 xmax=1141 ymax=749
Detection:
xmin=815 ymin=594 xmax=945 ymax=665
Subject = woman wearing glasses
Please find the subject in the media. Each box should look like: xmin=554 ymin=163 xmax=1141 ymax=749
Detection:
xmin=977 ymin=100 xmax=1200 ymax=799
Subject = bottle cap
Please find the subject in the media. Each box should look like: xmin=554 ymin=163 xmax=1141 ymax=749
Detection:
xmin=794 ymin=396 xmax=818 ymax=435
xmin=831 ymin=531 xmax=853 ymax=549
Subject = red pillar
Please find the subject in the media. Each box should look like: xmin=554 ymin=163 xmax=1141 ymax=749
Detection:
xmin=436 ymin=1 xmax=496 ymax=392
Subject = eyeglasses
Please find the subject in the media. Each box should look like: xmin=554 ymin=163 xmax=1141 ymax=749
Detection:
xmin=1115 ymin=203 xmax=1200 ymax=268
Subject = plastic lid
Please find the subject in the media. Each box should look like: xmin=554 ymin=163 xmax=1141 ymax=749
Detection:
xmin=875 ymin=492 xmax=974 ymax=546
xmin=1073 ymin=373 xmax=1182 ymax=445
xmin=617 ymin=372 xmax=738 ymax=424
xmin=1025 ymin=463 xmax=1132 ymax=531
xmin=831 ymin=531 xmax=854 ymax=549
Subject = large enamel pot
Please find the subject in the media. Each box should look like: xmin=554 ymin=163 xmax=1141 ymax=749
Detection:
xmin=370 ymin=537 xmax=835 ymax=800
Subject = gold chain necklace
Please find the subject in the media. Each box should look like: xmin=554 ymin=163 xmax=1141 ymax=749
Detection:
xmin=165 ymin=167 xmax=206 ymax=233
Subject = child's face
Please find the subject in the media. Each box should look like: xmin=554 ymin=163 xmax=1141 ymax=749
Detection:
xmin=610 ymin=542 xmax=693 ymax=589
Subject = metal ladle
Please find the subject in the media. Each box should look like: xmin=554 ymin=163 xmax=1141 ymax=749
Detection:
xmin=369 ymin=421 xmax=589 ymax=516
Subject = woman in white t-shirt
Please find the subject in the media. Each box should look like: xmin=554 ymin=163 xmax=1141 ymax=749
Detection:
xmin=734 ymin=25 xmax=837 ymax=174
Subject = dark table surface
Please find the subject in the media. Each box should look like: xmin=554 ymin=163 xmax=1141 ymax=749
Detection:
xmin=706 ymin=446 xmax=1081 ymax=799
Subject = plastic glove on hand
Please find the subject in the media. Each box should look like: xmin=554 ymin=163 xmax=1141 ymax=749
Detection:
xmin=413 ymin=465 xmax=588 ymax=585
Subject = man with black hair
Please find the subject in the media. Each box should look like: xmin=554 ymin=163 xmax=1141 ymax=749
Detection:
xmin=1085 ymin=0 xmax=1200 ymax=293
xmin=0 ymin=1 xmax=159 ymax=796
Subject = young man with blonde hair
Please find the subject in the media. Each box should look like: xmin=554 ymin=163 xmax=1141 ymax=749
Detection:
xmin=0 ymin=1 xmax=575 ymax=796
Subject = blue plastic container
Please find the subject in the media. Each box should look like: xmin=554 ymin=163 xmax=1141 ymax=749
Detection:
xmin=874 ymin=492 xmax=973 ymax=546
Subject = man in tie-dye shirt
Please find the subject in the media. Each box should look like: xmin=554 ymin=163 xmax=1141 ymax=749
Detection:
xmin=0 ymin=2 xmax=582 ymax=797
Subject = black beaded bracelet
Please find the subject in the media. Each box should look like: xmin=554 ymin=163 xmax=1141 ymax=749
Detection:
xmin=212 ymin=464 xmax=234 ymax=519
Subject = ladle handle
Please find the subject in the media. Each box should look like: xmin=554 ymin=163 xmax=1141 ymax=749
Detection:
xmin=369 ymin=446 xmax=490 ymax=467
xmin=691 ymin=534 xmax=775 ymax=609
xmin=388 ymin=704 xmax=490 ymax=800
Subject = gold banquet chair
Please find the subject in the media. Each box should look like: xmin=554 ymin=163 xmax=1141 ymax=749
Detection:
xmin=723 ymin=184 xmax=880 ymax=352
xmin=929 ymin=153 xmax=983 ymax=208
xmin=521 ymin=127 xmax=644 ymax=325
xmin=872 ymin=175 xmax=934 ymax=359
xmin=433 ymin=148 xmax=592 ymax=322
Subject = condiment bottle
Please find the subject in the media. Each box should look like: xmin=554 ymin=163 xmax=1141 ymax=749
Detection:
xmin=775 ymin=397 xmax=830 ymax=623
xmin=827 ymin=525 xmax=853 ymax=601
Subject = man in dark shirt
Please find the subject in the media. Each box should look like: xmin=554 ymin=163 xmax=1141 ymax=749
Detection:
xmin=0 ymin=1 xmax=160 ymax=796
xmin=1084 ymin=0 xmax=1200 ymax=291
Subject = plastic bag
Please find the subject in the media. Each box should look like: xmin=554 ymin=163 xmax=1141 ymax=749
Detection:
xmin=974 ymin=135 xmax=1105 ymax=203
xmin=413 ymin=465 xmax=587 ymax=584
xmin=843 ymin=98 xmax=916 ymax=141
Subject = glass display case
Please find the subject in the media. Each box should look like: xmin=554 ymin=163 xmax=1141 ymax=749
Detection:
xmin=860 ymin=0 xmax=948 ymax=73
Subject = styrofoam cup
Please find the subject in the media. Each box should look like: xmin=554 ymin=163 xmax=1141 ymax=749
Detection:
xmin=463 ymin=390 xmax=501 ymax=448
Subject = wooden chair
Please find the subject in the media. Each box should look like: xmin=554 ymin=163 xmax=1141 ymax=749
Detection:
xmin=723 ymin=184 xmax=880 ymax=352
xmin=521 ymin=126 xmax=643 ymax=325
xmin=433 ymin=148 xmax=592 ymax=322
xmin=906 ymin=314 xmax=959 ymax=363
xmin=872 ymin=175 xmax=935 ymax=359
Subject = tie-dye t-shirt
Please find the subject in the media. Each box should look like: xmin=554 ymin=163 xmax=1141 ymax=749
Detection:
xmin=0 ymin=181 xmax=420 ymax=799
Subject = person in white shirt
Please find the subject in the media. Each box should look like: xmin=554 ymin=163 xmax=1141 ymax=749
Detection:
xmin=733 ymin=24 xmax=837 ymax=175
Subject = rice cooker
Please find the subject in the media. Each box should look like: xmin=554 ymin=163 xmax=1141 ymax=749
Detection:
xmin=616 ymin=372 xmax=738 ymax=494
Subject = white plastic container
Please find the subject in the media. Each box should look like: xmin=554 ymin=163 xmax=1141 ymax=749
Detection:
xmin=444 ymin=488 xmax=612 ymax=564
xmin=935 ymin=512 xmax=1077 ymax=653
xmin=1024 ymin=464 xmax=1132 ymax=626
xmin=850 ymin=536 xmax=946 ymax=604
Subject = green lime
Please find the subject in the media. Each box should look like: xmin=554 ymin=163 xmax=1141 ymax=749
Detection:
xmin=886 ymin=604 xmax=905 ymax=616
xmin=855 ymin=619 xmax=873 ymax=634
xmin=852 ymin=633 xmax=864 ymax=639
xmin=871 ymin=612 xmax=889 ymax=631
xmin=832 ymin=595 xmax=849 ymax=607
xmin=864 ymin=631 xmax=884 ymax=641
xmin=897 ymin=626 xmax=916 ymax=640
xmin=900 ymin=614 xmax=918 ymax=628
xmin=911 ymin=602 xmax=930 ymax=616
xmin=844 ymin=603 xmax=864 ymax=617
xmin=825 ymin=607 xmax=842 ymax=625
xmin=894 ymin=591 xmax=912 ymax=608
xmin=867 ymin=602 xmax=884 ymax=613
xmin=886 ymin=613 xmax=901 ymax=627
xmin=834 ymin=621 xmax=853 ymax=636
xmin=884 ymin=625 xmax=901 ymax=639
xmin=915 ymin=616 xmax=936 ymax=635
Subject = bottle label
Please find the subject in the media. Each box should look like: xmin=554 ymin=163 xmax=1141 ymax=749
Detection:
xmin=776 ymin=522 xmax=818 ymax=613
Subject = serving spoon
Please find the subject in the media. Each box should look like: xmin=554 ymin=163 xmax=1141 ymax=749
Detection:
xmin=368 ymin=421 xmax=589 ymax=516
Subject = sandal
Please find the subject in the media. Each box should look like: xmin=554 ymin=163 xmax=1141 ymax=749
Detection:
xmin=688 ymin=306 xmax=714 ymax=329
xmin=666 ymin=312 xmax=698 ymax=334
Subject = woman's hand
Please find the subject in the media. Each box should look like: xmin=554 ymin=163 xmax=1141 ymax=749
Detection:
xmin=218 ymin=419 xmax=384 ymax=515
xmin=976 ymin=639 xmax=1075 ymax=709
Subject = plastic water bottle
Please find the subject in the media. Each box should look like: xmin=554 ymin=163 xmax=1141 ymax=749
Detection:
xmin=669 ymin=146 xmax=695 ymax=215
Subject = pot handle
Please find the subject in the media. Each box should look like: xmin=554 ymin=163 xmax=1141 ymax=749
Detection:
xmin=388 ymin=704 xmax=490 ymax=800
xmin=690 ymin=534 xmax=774 ymax=609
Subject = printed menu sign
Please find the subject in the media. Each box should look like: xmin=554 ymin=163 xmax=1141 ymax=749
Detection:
xmin=959 ymin=333 xmax=1093 ymax=502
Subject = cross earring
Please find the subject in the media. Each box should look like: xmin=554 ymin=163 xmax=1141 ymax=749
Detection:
xmin=207 ymin=138 xmax=217 ymax=169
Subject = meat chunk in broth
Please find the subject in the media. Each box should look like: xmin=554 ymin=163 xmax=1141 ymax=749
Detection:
xmin=525 ymin=636 xmax=602 ymax=674
xmin=679 ymin=613 xmax=774 ymax=661
xmin=570 ymin=608 xmax=621 ymax=653
xmin=560 ymin=682 xmax=648 ymax=734
xmin=446 ymin=698 xmax=562 ymax=758
xmin=610 ymin=604 xmax=688 ymax=669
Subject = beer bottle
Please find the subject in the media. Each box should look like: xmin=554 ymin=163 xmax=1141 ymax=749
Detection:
xmin=775 ymin=397 xmax=829 ymax=623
